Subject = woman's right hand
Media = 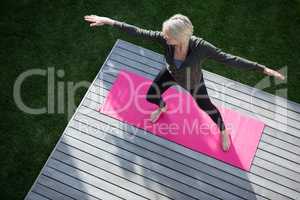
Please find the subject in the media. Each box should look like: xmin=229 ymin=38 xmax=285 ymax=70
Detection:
xmin=263 ymin=67 xmax=286 ymax=81
xmin=84 ymin=15 xmax=114 ymax=27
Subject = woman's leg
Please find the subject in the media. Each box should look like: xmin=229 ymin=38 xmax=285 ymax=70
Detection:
xmin=146 ymin=66 xmax=177 ymax=108
xmin=190 ymin=74 xmax=230 ymax=151
xmin=190 ymin=76 xmax=226 ymax=132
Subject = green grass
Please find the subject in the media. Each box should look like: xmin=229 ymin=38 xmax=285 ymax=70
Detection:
xmin=1 ymin=0 xmax=299 ymax=199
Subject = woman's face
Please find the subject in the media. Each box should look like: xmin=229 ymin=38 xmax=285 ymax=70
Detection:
xmin=162 ymin=29 xmax=180 ymax=45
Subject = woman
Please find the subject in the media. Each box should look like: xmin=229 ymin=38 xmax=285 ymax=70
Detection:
xmin=84 ymin=14 xmax=285 ymax=151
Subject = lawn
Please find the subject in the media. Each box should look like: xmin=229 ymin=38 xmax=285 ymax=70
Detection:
xmin=1 ymin=0 xmax=299 ymax=199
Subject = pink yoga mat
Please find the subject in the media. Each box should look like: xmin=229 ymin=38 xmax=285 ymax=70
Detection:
xmin=98 ymin=69 xmax=265 ymax=171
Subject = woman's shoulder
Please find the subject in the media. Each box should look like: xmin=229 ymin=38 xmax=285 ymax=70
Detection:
xmin=189 ymin=35 xmax=204 ymax=51
xmin=191 ymin=35 xmax=218 ymax=52
xmin=191 ymin=35 xmax=204 ymax=45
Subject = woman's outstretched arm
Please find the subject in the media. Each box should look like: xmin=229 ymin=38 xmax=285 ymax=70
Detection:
xmin=84 ymin=15 xmax=165 ymax=45
xmin=202 ymin=39 xmax=285 ymax=80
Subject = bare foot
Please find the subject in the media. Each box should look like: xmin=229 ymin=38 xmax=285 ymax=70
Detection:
xmin=150 ymin=105 xmax=167 ymax=123
xmin=221 ymin=129 xmax=231 ymax=152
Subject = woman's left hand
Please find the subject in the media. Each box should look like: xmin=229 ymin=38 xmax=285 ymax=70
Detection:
xmin=263 ymin=67 xmax=285 ymax=81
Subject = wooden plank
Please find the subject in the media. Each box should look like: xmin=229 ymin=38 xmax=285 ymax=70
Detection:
xmin=38 ymin=173 xmax=104 ymax=200
xmin=26 ymin=191 xmax=50 ymax=200
xmin=43 ymin=165 xmax=127 ymax=200
xmin=117 ymin=40 xmax=165 ymax=63
xmin=258 ymin=142 xmax=300 ymax=164
xmin=63 ymin=127 xmax=241 ymax=200
xmin=252 ymin=157 xmax=300 ymax=184
xmin=260 ymin=134 xmax=300 ymax=156
xmin=110 ymin=53 xmax=159 ymax=76
xmin=54 ymin=144 xmax=207 ymax=200
xmin=55 ymin=141 xmax=216 ymax=200
xmin=203 ymin=76 xmax=300 ymax=126
xmin=117 ymin=39 xmax=300 ymax=114
xmin=37 ymin=174 xmax=102 ymax=200
xmin=262 ymin=125 xmax=300 ymax=148
xmin=32 ymin=183 xmax=74 ymax=200
xmin=114 ymin=46 xmax=164 ymax=69
xmin=204 ymin=70 xmax=300 ymax=114
xmin=76 ymin=99 xmax=296 ymax=200
xmin=50 ymin=149 xmax=174 ymax=200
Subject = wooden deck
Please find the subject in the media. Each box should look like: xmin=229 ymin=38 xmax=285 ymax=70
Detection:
xmin=25 ymin=39 xmax=300 ymax=200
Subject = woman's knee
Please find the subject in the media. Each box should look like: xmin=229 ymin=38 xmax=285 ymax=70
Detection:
xmin=146 ymin=84 xmax=161 ymax=102
xmin=196 ymin=98 xmax=218 ymax=113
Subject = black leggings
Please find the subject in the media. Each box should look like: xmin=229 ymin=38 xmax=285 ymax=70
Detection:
xmin=146 ymin=66 xmax=226 ymax=132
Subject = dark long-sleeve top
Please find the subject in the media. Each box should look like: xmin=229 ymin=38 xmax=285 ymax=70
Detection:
xmin=112 ymin=20 xmax=266 ymax=90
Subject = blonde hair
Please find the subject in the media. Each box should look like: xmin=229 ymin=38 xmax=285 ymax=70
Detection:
xmin=162 ymin=13 xmax=194 ymax=42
